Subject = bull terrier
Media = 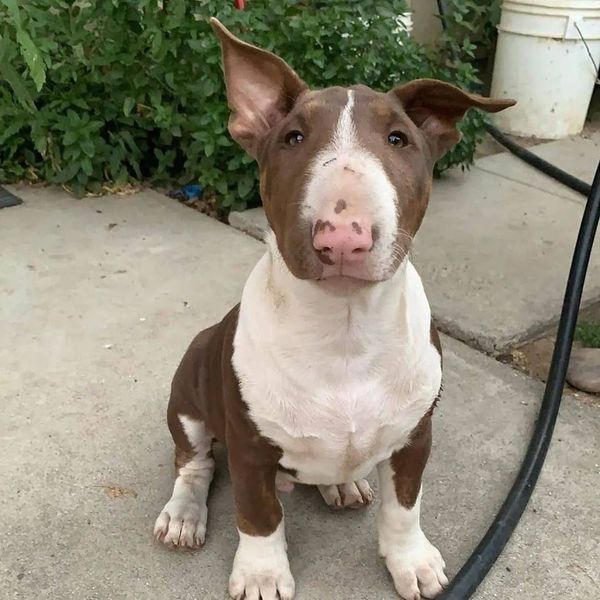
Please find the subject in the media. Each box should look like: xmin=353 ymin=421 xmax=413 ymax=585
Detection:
xmin=153 ymin=18 xmax=515 ymax=600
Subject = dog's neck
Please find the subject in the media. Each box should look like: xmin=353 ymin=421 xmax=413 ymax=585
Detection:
xmin=265 ymin=233 xmax=408 ymax=329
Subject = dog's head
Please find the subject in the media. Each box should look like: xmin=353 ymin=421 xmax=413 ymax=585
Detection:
xmin=212 ymin=18 xmax=514 ymax=285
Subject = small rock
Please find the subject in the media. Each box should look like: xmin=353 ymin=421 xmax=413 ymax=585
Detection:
xmin=566 ymin=347 xmax=600 ymax=394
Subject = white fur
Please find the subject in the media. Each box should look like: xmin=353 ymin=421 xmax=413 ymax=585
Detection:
xmin=229 ymin=520 xmax=295 ymax=600
xmin=154 ymin=416 xmax=215 ymax=548
xmin=378 ymin=460 xmax=448 ymax=599
xmin=232 ymin=237 xmax=441 ymax=486
xmin=334 ymin=89 xmax=357 ymax=149
xmin=301 ymin=89 xmax=399 ymax=280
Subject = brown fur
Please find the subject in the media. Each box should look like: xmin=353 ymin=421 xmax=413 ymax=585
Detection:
xmin=167 ymin=306 xmax=284 ymax=537
xmin=387 ymin=320 xmax=442 ymax=509
xmin=390 ymin=413 xmax=433 ymax=509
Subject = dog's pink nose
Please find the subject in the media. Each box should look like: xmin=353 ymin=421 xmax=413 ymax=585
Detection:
xmin=313 ymin=219 xmax=373 ymax=264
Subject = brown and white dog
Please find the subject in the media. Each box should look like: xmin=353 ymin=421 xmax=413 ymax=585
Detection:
xmin=153 ymin=18 xmax=515 ymax=600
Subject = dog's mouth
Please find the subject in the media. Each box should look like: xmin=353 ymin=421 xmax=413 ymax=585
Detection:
xmin=312 ymin=275 xmax=375 ymax=295
xmin=314 ymin=251 xmax=395 ymax=283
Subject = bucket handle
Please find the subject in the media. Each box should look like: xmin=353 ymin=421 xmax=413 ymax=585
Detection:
xmin=573 ymin=20 xmax=600 ymax=84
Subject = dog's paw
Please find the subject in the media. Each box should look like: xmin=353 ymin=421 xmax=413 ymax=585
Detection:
xmin=153 ymin=495 xmax=207 ymax=549
xmin=318 ymin=479 xmax=375 ymax=509
xmin=229 ymin=523 xmax=295 ymax=600
xmin=383 ymin=532 xmax=447 ymax=599
xmin=229 ymin=567 xmax=295 ymax=600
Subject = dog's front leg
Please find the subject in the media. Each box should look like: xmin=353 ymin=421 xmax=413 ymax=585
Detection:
xmin=377 ymin=414 xmax=448 ymax=599
xmin=227 ymin=446 xmax=294 ymax=600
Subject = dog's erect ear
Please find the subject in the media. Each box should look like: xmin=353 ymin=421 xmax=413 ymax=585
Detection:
xmin=393 ymin=79 xmax=515 ymax=161
xmin=210 ymin=18 xmax=308 ymax=158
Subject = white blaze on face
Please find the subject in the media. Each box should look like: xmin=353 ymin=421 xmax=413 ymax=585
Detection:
xmin=302 ymin=89 xmax=399 ymax=279
xmin=333 ymin=88 xmax=358 ymax=150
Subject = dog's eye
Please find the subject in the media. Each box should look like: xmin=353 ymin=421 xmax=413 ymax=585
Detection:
xmin=387 ymin=131 xmax=408 ymax=147
xmin=285 ymin=130 xmax=304 ymax=146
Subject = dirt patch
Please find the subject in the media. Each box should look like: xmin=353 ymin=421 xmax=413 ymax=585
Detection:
xmin=101 ymin=485 xmax=138 ymax=499
xmin=498 ymin=303 xmax=600 ymax=402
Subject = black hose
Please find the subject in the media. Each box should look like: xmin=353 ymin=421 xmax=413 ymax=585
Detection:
xmin=434 ymin=1 xmax=600 ymax=598
xmin=484 ymin=124 xmax=592 ymax=198
xmin=439 ymin=161 xmax=600 ymax=599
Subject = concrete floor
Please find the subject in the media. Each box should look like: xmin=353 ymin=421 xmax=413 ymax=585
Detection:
xmin=1 ymin=187 xmax=598 ymax=599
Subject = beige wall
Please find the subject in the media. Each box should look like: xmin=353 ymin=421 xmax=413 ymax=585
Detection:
xmin=409 ymin=0 xmax=443 ymax=46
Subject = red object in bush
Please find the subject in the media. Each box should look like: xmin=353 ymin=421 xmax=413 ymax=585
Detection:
xmin=234 ymin=0 xmax=245 ymax=9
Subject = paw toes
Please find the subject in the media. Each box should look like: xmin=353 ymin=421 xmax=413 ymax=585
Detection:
xmin=320 ymin=480 xmax=374 ymax=509
xmin=341 ymin=480 xmax=374 ymax=508
xmin=385 ymin=536 xmax=447 ymax=599
xmin=417 ymin=566 xmax=443 ymax=598
xmin=340 ymin=482 xmax=362 ymax=506
xmin=355 ymin=478 xmax=375 ymax=503
xmin=318 ymin=484 xmax=342 ymax=508
xmin=228 ymin=576 xmax=293 ymax=600
xmin=154 ymin=501 xmax=206 ymax=549
xmin=228 ymin=578 xmax=244 ymax=599
xmin=244 ymin=582 xmax=260 ymax=600
xmin=390 ymin=567 xmax=420 ymax=600
xmin=153 ymin=512 xmax=169 ymax=540
xmin=277 ymin=578 xmax=296 ymax=600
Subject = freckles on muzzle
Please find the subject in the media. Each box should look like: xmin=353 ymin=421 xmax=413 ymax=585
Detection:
xmin=304 ymin=159 xmax=392 ymax=280
xmin=312 ymin=217 xmax=373 ymax=266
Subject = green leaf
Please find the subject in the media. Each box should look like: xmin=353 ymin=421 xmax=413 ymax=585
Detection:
xmin=151 ymin=31 xmax=163 ymax=56
xmin=0 ymin=0 xmax=22 ymax=27
xmin=80 ymin=139 xmax=95 ymax=157
xmin=31 ymin=131 xmax=47 ymax=155
xmin=0 ymin=121 xmax=23 ymax=144
xmin=215 ymin=179 xmax=228 ymax=195
xmin=187 ymin=39 xmax=204 ymax=52
xmin=217 ymin=135 xmax=232 ymax=147
xmin=237 ymin=176 xmax=253 ymax=199
xmin=0 ymin=59 xmax=35 ymax=112
xmin=123 ymin=96 xmax=135 ymax=117
xmin=16 ymin=30 xmax=46 ymax=91
xmin=54 ymin=162 xmax=80 ymax=183
xmin=81 ymin=157 xmax=93 ymax=176
xmin=63 ymin=130 xmax=78 ymax=145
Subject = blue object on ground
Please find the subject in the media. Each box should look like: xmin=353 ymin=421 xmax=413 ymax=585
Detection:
xmin=168 ymin=183 xmax=203 ymax=202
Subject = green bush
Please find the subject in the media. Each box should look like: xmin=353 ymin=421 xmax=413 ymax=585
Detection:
xmin=0 ymin=0 xmax=483 ymax=210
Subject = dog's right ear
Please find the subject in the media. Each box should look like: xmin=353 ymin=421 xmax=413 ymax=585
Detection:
xmin=210 ymin=18 xmax=308 ymax=159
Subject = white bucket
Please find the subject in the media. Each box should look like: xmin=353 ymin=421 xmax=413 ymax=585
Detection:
xmin=490 ymin=0 xmax=600 ymax=138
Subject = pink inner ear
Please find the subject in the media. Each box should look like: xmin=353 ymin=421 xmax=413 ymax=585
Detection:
xmin=419 ymin=114 xmax=461 ymax=159
xmin=227 ymin=67 xmax=289 ymax=149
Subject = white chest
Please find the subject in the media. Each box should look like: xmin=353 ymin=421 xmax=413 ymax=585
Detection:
xmin=238 ymin=360 xmax=440 ymax=484
xmin=233 ymin=251 xmax=441 ymax=485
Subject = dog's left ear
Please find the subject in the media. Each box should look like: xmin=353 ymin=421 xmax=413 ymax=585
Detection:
xmin=393 ymin=79 xmax=515 ymax=161
xmin=210 ymin=18 xmax=308 ymax=159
